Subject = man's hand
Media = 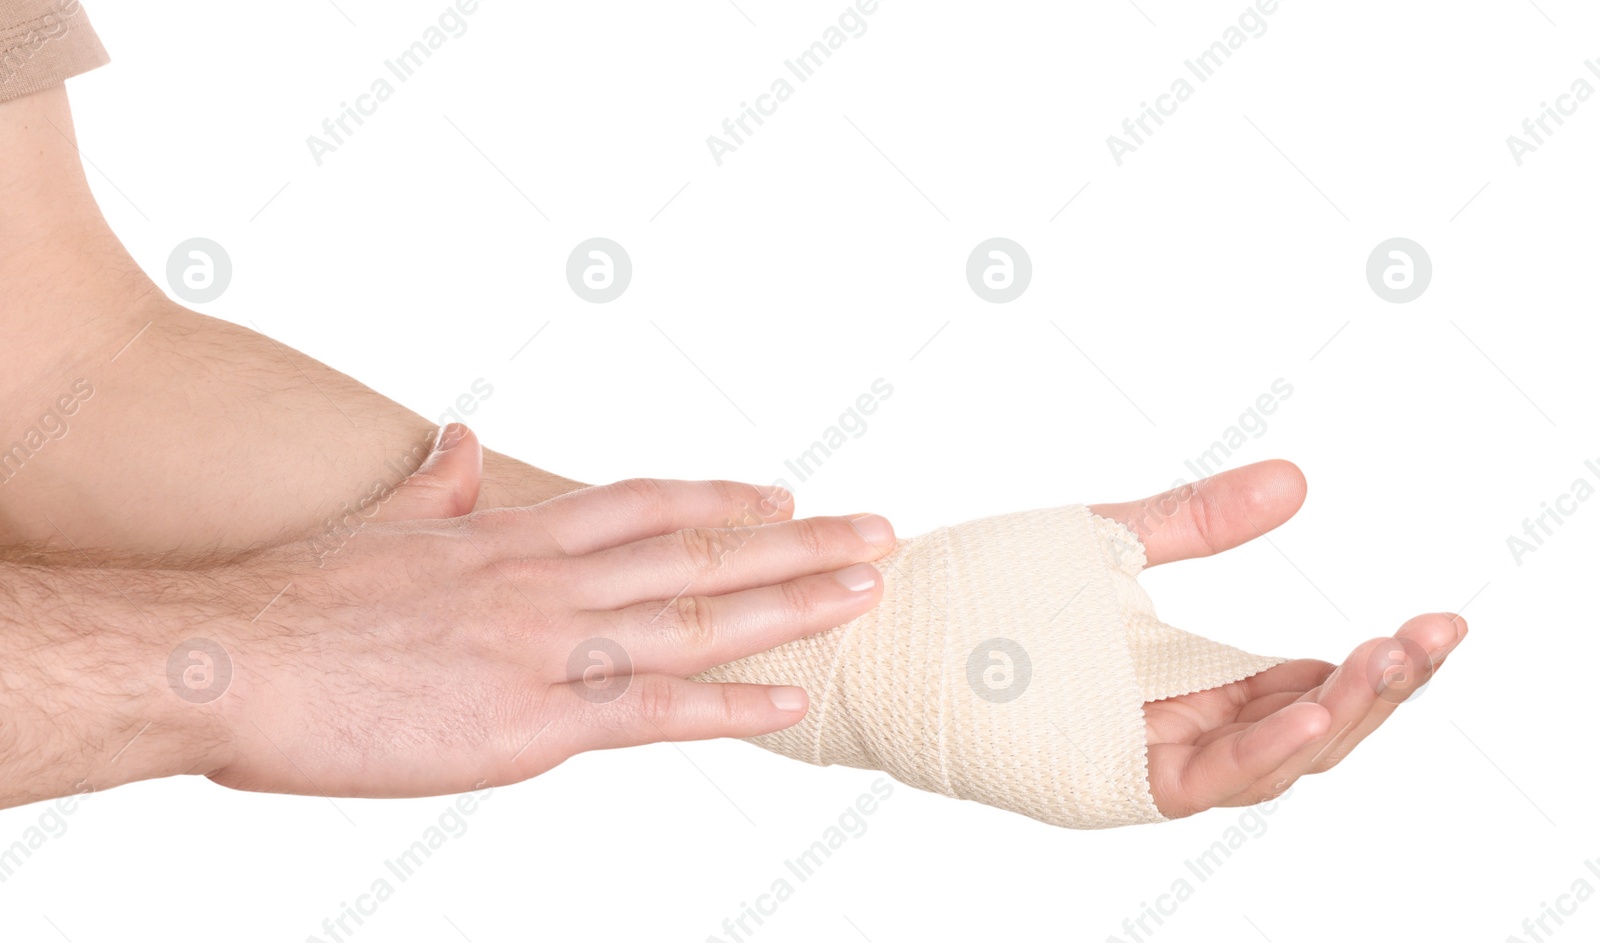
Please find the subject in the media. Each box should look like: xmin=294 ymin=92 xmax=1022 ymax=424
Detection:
xmin=0 ymin=427 xmax=897 ymax=807
xmin=201 ymin=428 xmax=894 ymax=798
xmin=1090 ymin=460 xmax=1467 ymax=819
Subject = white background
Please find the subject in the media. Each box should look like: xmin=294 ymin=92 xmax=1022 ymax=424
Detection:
xmin=2 ymin=0 xmax=1596 ymax=940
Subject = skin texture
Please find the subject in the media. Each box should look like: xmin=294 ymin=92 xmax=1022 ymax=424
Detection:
xmin=208 ymin=455 xmax=904 ymax=800
xmin=0 ymin=432 xmax=898 ymax=807
xmin=0 ymin=83 xmax=1466 ymax=820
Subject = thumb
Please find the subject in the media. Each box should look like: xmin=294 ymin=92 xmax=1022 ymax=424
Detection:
xmin=371 ymin=423 xmax=483 ymax=522
xmin=1089 ymin=459 xmax=1307 ymax=567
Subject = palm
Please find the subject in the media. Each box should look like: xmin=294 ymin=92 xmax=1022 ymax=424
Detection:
xmin=1089 ymin=461 xmax=1465 ymax=820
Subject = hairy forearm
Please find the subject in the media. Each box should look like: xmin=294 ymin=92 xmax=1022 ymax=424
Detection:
xmin=0 ymin=561 xmax=229 ymax=808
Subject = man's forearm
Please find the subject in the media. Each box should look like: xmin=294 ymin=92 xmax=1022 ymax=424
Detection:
xmin=0 ymin=561 xmax=228 ymax=808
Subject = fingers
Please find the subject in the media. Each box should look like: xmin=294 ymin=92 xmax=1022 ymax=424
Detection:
xmin=1088 ymin=459 xmax=1307 ymax=567
xmin=577 ymin=563 xmax=883 ymax=676
xmin=530 ymin=478 xmax=794 ymax=555
xmin=369 ymin=423 xmax=483 ymax=523
xmin=570 ymin=513 xmax=896 ymax=608
xmin=1230 ymin=658 xmax=1338 ymax=724
xmin=1219 ymin=612 xmax=1466 ymax=807
xmin=1302 ymin=612 xmax=1466 ymax=772
xmin=549 ymin=675 xmax=811 ymax=755
xmin=1148 ymin=701 xmax=1331 ymax=819
xmin=1240 ymin=658 xmax=1339 ymax=700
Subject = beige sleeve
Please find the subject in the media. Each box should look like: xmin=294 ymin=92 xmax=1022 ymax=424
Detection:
xmin=694 ymin=505 xmax=1285 ymax=829
xmin=1 ymin=1 xmax=108 ymax=103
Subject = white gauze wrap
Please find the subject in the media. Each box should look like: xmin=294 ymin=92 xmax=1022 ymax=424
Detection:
xmin=694 ymin=505 xmax=1286 ymax=829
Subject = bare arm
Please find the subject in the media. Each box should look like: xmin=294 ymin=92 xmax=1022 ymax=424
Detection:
xmin=0 ymin=85 xmax=586 ymax=557
xmin=0 ymin=447 xmax=892 ymax=810
xmin=0 ymin=559 xmax=228 ymax=807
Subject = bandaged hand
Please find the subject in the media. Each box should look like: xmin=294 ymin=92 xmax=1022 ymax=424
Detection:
xmin=697 ymin=460 xmax=1466 ymax=828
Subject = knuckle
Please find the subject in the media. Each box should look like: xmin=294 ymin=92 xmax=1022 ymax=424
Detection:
xmin=631 ymin=675 xmax=676 ymax=727
xmin=616 ymin=477 xmax=668 ymax=504
xmin=777 ymin=577 xmax=818 ymax=619
xmin=790 ymin=517 xmax=831 ymax=560
xmin=719 ymin=683 xmax=745 ymax=727
xmin=677 ymin=526 xmax=727 ymax=572
xmin=616 ymin=478 xmax=671 ymax=523
xmin=1188 ymin=487 xmax=1227 ymax=556
xmin=668 ymin=594 xmax=719 ymax=651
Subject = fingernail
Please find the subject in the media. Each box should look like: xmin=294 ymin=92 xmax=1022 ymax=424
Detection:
xmin=768 ymin=686 xmax=807 ymax=712
xmin=436 ymin=423 xmax=467 ymax=451
xmin=832 ymin=562 xmax=879 ymax=593
xmin=848 ymin=513 xmax=894 ymax=548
